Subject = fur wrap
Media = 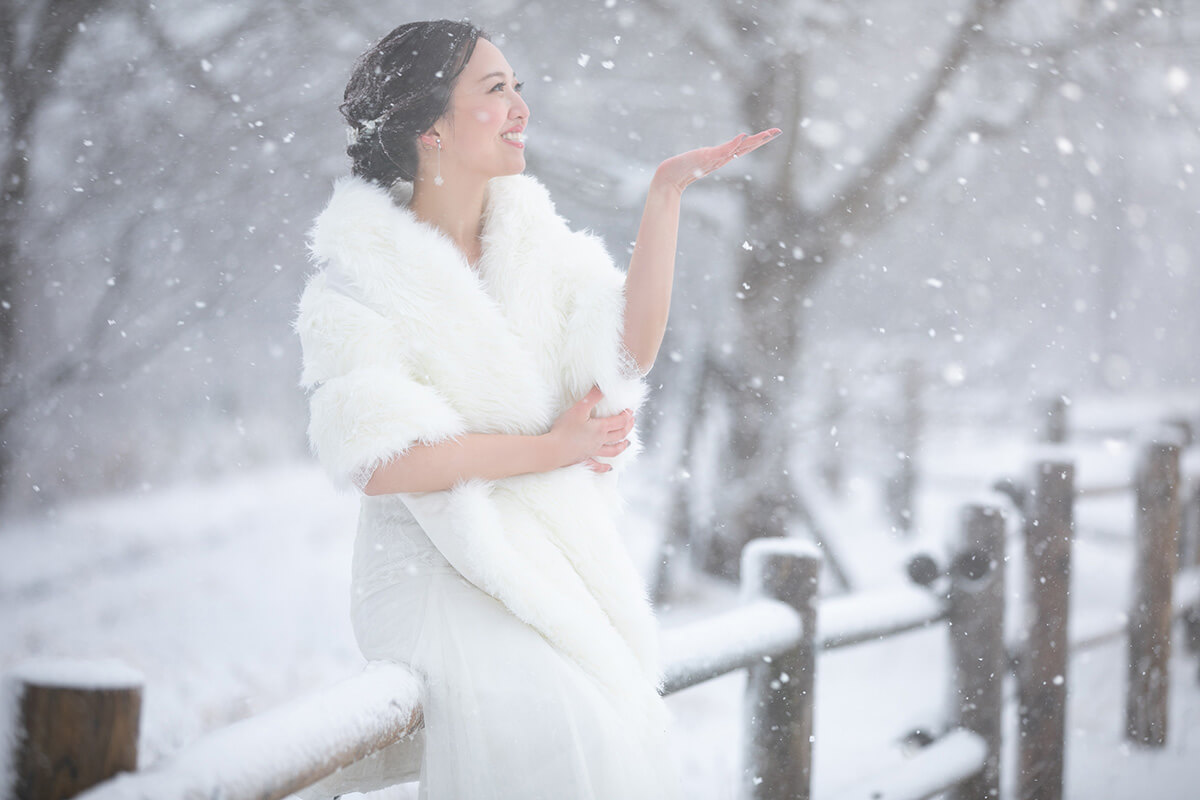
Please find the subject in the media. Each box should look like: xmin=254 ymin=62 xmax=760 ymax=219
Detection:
xmin=294 ymin=173 xmax=666 ymax=734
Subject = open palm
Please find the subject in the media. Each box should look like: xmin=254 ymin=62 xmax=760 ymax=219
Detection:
xmin=655 ymin=128 xmax=782 ymax=192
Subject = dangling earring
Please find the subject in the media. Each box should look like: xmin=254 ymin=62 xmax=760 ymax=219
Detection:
xmin=434 ymin=137 xmax=444 ymax=186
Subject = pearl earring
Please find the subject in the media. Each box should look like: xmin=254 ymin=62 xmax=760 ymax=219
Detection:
xmin=434 ymin=137 xmax=443 ymax=186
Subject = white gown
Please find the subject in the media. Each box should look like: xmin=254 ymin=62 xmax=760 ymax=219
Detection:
xmin=296 ymin=495 xmax=683 ymax=800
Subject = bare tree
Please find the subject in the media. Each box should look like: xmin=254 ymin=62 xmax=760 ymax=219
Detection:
xmin=0 ymin=0 xmax=331 ymax=512
xmin=0 ymin=1 xmax=118 ymax=510
xmin=635 ymin=0 xmax=1174 ymax=583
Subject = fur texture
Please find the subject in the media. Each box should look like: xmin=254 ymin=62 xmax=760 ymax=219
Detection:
xmin=294 ymin=173 xmax=665 ymax=734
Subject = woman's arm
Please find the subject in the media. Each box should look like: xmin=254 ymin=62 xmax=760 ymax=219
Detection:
xmin=622 ymin=177 xmax=682 ymax=374
xmin=363 ymin=387 xmax=634 ymax=495
xmin=622 ymin=129 xmax=782 ymax=373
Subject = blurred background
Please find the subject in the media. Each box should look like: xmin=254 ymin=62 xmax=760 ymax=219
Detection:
xmin=2 ymin=0 xmax=1197 ymax=537
xmin=4 ymin=2 xmax=1200 ymax=796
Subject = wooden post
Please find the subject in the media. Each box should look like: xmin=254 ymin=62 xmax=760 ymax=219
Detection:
xmin=1018 ymin=458 xmax=1074 ymax=800
xmin=947 ymin=501 xmax=1006 ymax=800
xmin=1181 ymin=477 xmax=1200 ymax=672
xmin=9 ymin=659 xmax=143 ymax=800
xmin=1180 ymin=476 xmax=1200 ymax=572
xmin=1034 ymin=395 xmax=1068 ymax=444
xmin=1126 ymin=438 xmax=1182 ymax=746
xmin=740 ymin=538 xmax=821 ymax=800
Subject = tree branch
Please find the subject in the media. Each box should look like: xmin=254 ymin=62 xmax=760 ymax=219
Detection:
xmin=637 ymin=0 xmax=746 ymax=82
xmin=820 ymin=0 xmax=1012 ymax=221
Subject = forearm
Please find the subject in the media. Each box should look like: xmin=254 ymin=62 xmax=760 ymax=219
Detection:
xmin=622 ymin=171 xmax=683 ymax=373
xmin=362 ymin=432 xmax=558 ymax=495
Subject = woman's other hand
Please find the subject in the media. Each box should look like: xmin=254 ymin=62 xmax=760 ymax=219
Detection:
xmin=546 ymin=386 xmax=634 ymax=473
xmin=653 ymin=128 xmax=782 ymax=194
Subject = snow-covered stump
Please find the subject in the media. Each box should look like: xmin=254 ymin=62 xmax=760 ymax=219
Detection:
xmin=739 ymin=539 xmax=820 ymax=800
xmin=1017 ymin=458 xmax=1074 ymax=800
xmin=1126 ymin=438 xmax=1182 ymax=746
xmin=946 ymin=502 xmax=1006 ymax=800
xmin=6 ymin=659 xmax=143 ymax=800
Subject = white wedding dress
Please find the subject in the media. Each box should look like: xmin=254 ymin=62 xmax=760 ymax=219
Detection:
xmin=296 ymin=494 xmax=683 ymax=800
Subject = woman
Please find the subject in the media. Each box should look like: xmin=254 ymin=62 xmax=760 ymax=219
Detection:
xmin=295 ymin=19 xmax=778 ymax=800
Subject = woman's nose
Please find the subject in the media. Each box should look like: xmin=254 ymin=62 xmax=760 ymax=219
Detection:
xmin=512 ymin=91 xmax=530 ymax=122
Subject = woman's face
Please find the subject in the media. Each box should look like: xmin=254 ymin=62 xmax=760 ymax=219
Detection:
xmin=432 ymin=38 xmax=529 ymax=182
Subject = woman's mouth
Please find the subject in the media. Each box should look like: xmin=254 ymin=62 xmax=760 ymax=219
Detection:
xmin=501 ymin=130 xmax=525 ymax=148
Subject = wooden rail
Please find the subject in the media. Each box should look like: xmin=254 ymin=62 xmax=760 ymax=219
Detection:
xmin=18 ymin=395 xmax=1196 ymax=800
xmin=19 ymin=518 xmax=1006 ymax=800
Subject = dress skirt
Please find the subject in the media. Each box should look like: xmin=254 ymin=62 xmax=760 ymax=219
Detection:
xmin=297 ymin=496 xmax=681 ymax=800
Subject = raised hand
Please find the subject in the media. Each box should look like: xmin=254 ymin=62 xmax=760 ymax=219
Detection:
xmin=654 ymin=128 xmax=782 ymax=193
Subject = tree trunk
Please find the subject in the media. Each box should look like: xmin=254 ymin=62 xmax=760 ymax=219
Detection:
xmin=696 ymin=192 xmax=824 ymax=581
xmin=683 ymin=50 xmax=838 ymax=582
xmin=0 ymin=119 xmax=32 ymax=515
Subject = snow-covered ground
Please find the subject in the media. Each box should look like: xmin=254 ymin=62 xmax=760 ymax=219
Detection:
xmin=2 ymin=426 xmax=1199 ymax=798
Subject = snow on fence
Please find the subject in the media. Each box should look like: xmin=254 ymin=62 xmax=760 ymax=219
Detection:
xmin=9 ymin=510 xmax=1011 ymax=800
xmin=8 ymin=402 xmax=1197 ymax=800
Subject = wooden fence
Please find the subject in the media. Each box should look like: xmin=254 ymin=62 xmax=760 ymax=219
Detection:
xmin=989 ymin=397 xmax=1200 ymax=800
xmin=11 ymin=510 xmax=1008 ymax=800
xmin=7 ymin=400 xmax=1199 ymax=800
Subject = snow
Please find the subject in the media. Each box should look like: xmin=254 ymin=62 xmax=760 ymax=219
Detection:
xmin=660 ymin=598 xmax=802 ymax=694
xmin=826 ymin=727 xmax=987 ymax=800
xmin=2 ymin=441 xmax=1199 ymax=799
xmin=7 ymin=657 xmax=143 ymax=690
xmin=1071 ymin=567 xmax=1200 ymax=653
xmin=818 ymin=585 xmax=946 ymax=650
xmin=74 ymin=663 xmax=422 ymax=800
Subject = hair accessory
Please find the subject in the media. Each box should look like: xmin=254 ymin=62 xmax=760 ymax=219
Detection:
xmin=347 ymin=113 xmax=387 ymax=145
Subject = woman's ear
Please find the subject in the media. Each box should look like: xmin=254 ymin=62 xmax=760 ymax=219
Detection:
xmin=418 ymin=129 xmax=441 ymax=149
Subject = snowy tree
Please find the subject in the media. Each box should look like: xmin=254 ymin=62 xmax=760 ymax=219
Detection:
xmin=624 ymin=0 xmax=1195 ymax=582
xmin=0 ymin=1 xmax=119 ymax=510
xmin=0 ymin=0 xmax=343 ymax=511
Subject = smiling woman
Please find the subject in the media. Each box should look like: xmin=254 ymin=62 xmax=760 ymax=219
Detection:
xmin=292 ymin=17 xmax=777 ymax=800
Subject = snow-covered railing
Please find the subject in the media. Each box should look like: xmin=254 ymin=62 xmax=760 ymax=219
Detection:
xmin=659 ymin=597 xmax=804 ymax=694
xmin=10 ymin=517 xmax=1012 ymax=800
xmin=817 ymin=584 xmax=946 ymax=650
xmin=69 ymin=662 xmax=425 ymax=800
xmin=1071 ymin=566 xmax=1200 ymax=653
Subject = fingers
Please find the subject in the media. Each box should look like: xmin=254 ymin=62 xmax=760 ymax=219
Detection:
xmin=575 ymin=385 xmax=605 ymax=414
xmin=731 ymin=128 xmax=781 ymax=158
xmin=596 ymin=439 xmax=632 ymax=457
xmin=582 ymin=457 xmax=612 ymax=474
xmin=600 ymin=408 xmax=635 ymax=437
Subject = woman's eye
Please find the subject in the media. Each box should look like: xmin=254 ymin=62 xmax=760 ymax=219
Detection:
xmin=514 ymin=81 xmax=524 ymax=93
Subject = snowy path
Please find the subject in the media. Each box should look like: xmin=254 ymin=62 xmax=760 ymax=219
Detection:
xmin=2 ymin=459 xmax=1198 ymax=799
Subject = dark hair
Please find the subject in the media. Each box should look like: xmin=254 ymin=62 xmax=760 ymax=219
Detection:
xmin=340 ymin=20 xmax=487 ymax=186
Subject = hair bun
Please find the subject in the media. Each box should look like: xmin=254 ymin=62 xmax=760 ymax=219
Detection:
xmin=339 ymin=20 xmax=486 ymax=187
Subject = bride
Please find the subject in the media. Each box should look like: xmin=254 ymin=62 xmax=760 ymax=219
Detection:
xmin=294 ymin=18 xmax=778 ymax=799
